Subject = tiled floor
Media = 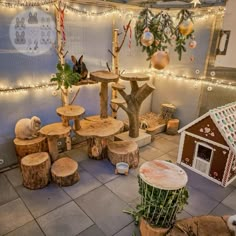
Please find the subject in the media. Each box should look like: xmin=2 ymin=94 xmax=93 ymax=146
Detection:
xmin=1 ymin=133 xmax=236 ymax=236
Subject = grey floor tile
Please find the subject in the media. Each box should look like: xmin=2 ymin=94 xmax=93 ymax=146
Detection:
xmin=16 ymin=183 xmax=71 ymax=218
xmin=181 ymin=166 xmax=235 ymax=202
xmin=63 ymin=144 xmax=89 ymax=163
xmin=210 ymin=203 xmax=236 ymax=216
xmin=78 ymin=225 xmax=106 ymax=236
xmin=128 ymin=196 xmax=141 ymax=210
xmin=184 ymin=186 xmax=219 ymax=216
xmin=5 ymin=220 xmax=44 ymax=236
xmin=231 ymin=179 xmax=236 ymax=187
xmin=114 ymin=222 xmax=140 ymax=236
xmin=150 ymin=138 xmax=178 ymax=153
xmin=139 ymin=145 xmax=164 ymax=161
xmin=176 ymin=210 xmax=192 ymax=220
xmin=222 ymin=189 xmax=236 ymax=211
xmin=0 ymin=198 xmax=33 ymax=235
xmin=167 ymin=147 xmax=179 ymax=159
xmin=105 ymin=175 xmax=139 ymax=204
xmin=158 ymin=133 xmax=180 ymax=144
xmin=0 ymin=174 xmax=18 ymax=206
xmin=4 ymin=167 xmax=23 ymax=187
xmin=62 ymin=169 xmax=102 ymax=199
xmin=129 ymin=158 xmax=146 ymax=177
xmin=155 ymin=153 xmax=177 ymax=163
xmin=79 ymin=159 xmax=119 ymax=184
xmin=76 ymin=185 xmax=133 ymax=236
xmin=37 ymin=201 xmax=93 ymax=236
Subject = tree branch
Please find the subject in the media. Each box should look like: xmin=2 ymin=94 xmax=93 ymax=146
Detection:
xmin=69 ymin=87 xmax=80 ymax=105
xmin=116 ymin=20 xmax=132 ymax=53
xmin=136 ymin=82 xmax=155 ymax=105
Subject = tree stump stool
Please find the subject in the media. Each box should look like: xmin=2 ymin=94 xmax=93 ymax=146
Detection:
xmin=13 ymin=136 xmax=48 ymax=165
xmin=21 ymin=152 xmax=51 ymax=190
xmin=160 ymin=103 xmax=176 ymax=122
xmin=166 ymin=119 xmax=180 ymax=135
xmin=51 ymin=157 xmax=79 ymax=187
xmin=90 ymin=70 xmax=119 ymax=119
xmin=40 ymin=123 xmax=71 ymax=162
xmin=107 ymin=140 xmax=139 ymax=168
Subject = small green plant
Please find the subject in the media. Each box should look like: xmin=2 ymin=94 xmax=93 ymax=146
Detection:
xmin=51 ymin=62 xmax=81 ymax=90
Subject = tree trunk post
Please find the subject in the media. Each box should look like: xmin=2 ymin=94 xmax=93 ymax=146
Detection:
xmin=100 ymin=82 xmax=108 ymax=119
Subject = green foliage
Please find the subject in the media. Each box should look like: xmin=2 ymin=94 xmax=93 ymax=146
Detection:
xmin=50 ymin=62 xmax=81 ymax=90
xmin=124 ymin=175 xmax=189 ymax=228
xmin=135 ymin=9 xmax=195 ymax=61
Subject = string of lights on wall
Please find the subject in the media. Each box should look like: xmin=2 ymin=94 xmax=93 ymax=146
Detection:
xmin=0 ymin=0 xmax=229 ymax=95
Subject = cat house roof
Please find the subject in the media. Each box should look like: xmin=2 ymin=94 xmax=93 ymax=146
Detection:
xmin=179 ymin=101 xmax=236 ymax=154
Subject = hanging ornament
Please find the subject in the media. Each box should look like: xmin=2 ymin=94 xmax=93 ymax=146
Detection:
xmin=151 ymin=51 xmax=170 ymax=70
xmin=189 ymin=40 xmax=197 ymax=48
xmin=140 ymin=31 xmax=154 ymax=47
xmin=179 ymin=20 xmax=193 ymax=36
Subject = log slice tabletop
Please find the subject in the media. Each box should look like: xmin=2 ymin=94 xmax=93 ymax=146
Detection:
xmin=40 ymin=122 xmax=71 ymax=138
xmin=21 ymin=152 xmax=49 ymax=166
xmin=120 ymin=73 xmax=149 ymax=81
xmin=51 ymin=157 xmax=78 ymax=177
xmin=56 ymin=105 xmax=85 ymax=119
xmin=90 ymin=70 xmax=119 ymax=83
xmin=108 ymin=141 xmax=138 ymax=155
xmin=76 ymin=115 xmax=124 ymax=138
xmin=139 ymin=160 xmax=188 ymax=190
xmin=14 ymin=136 xmax=46 ymax=145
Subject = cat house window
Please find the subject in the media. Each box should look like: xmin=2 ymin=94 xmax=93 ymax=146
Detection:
xmin=197 ymin=144 xmax=212 ymax=162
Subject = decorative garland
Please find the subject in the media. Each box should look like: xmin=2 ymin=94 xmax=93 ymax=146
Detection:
xmin=135 ymin=9 xmax=196 ymax=61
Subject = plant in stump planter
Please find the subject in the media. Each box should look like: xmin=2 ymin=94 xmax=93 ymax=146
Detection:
xmin=124 ymin=160 xmax=189 ymax=236
xmin=51 ymin=62 xmax=81 ymax=105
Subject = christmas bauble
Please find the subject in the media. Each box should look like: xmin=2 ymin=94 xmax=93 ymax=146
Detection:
xmin=179 ymin=20 xmax=193 ymax=36
xmin=151 ymin=51 xmax=170 ymax=70
xmin=189 ymin=40 xmax=197 ymax=48
xmin=141 ymin=31 xmax=154 ymax=47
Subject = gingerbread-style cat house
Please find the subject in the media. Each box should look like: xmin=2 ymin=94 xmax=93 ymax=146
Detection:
xmin=177 ymin=102 xmax=236 ymax=187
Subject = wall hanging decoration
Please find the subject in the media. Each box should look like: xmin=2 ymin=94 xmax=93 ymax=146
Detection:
xmin=135 ymin=8 xmax=196 ymax=69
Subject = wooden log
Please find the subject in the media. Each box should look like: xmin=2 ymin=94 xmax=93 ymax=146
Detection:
xmin=160 ymin=103 xmax=176 ymax=122
xmin=51 ymin=157 xmax=79 ymax=186
xmin=108 ymin=141 xmax=139 ymax=168
xmin=13 ymin=136 xmax=48 ymax=165
xmin=112 ymin=83 xmax=126 ymax=91
xmin=166 ymin=119 xmax=180 ymax=135
xmin=87 ymin=137 xmax=113 ymax=160
xmin=21 ymin=152 xmax=51 ymax=190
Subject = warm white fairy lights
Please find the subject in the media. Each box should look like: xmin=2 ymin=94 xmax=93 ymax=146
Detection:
xmin=0 ymin=1 xmax=228 ymax=96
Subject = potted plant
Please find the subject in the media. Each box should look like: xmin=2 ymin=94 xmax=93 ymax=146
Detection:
xmin=124 ymin=162 xmax=189 ymax=236
xmin=50 ymin=62 xmax=81 ymax=105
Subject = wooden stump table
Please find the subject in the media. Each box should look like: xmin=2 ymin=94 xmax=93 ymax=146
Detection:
xmin=21 ymin=152 xmax=51 ymax=190
xmin=13 ymin=136 xmax=48 ymax=165
xmin=51 ymin=157 xmax=79 ymax=187
xmin=76 ymin=115 xmax=124 ymax=160
xmin=90 ymin=70 xmax=119 ymax=118
xmin=56 ymin=105 xmax=85 ymax=131
xmin=40 ymin=123 xmax=71 ymax=162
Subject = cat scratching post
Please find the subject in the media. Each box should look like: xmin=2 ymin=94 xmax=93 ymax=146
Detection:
xmin=90 ymin=70 xmax=119 ymax=119
xmin=21 ymin=152 xmax=51 ymax=190
xmin=13 ymin=136 xmax=48 ymax=165
xmin=40 ymin=123 xmax=71 ymax=162
xmin=51 ymin=157 xmax=79 ymax=186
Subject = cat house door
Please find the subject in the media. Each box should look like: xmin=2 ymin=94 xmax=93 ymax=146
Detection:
xmin=193 ymin=142 xmax=214 ymax=175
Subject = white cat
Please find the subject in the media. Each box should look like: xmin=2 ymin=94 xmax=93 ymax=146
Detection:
xmin=227 ymin=215 xmax=236 ymax=236
xmin=15 ymin=116 xmax=41 ymax=140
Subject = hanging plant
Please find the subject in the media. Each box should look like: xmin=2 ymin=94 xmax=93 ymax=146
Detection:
xmin=51 ymin=62 xmax=81 ymax=90
xmin=135 ymin=8 xmax=196 ymax=63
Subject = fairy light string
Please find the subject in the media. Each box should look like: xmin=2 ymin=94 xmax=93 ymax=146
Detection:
xmin=0 ymin=1 xmax=229 ymax=95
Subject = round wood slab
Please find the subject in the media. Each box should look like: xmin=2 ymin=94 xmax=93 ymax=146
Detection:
xmin=21 ymin=152 xmax=49 ymax=166
xmin=139 ymin=160 xmax=188 ymax=190
xmin=76 ymin=115 xmax=124 ymax=138
xmin=56 ymin=105 xmax=85 ymax=119
xmin=120 ymin=73 xmax=149 ymax=81
xmin=40 ymin=123 xmax=71 ymax=138
xmin=90 ymin=70 xmax=119 ymax=83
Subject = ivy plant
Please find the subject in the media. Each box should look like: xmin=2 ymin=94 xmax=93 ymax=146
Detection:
xmin=50 ymin=62 xmax=81 ymax=90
